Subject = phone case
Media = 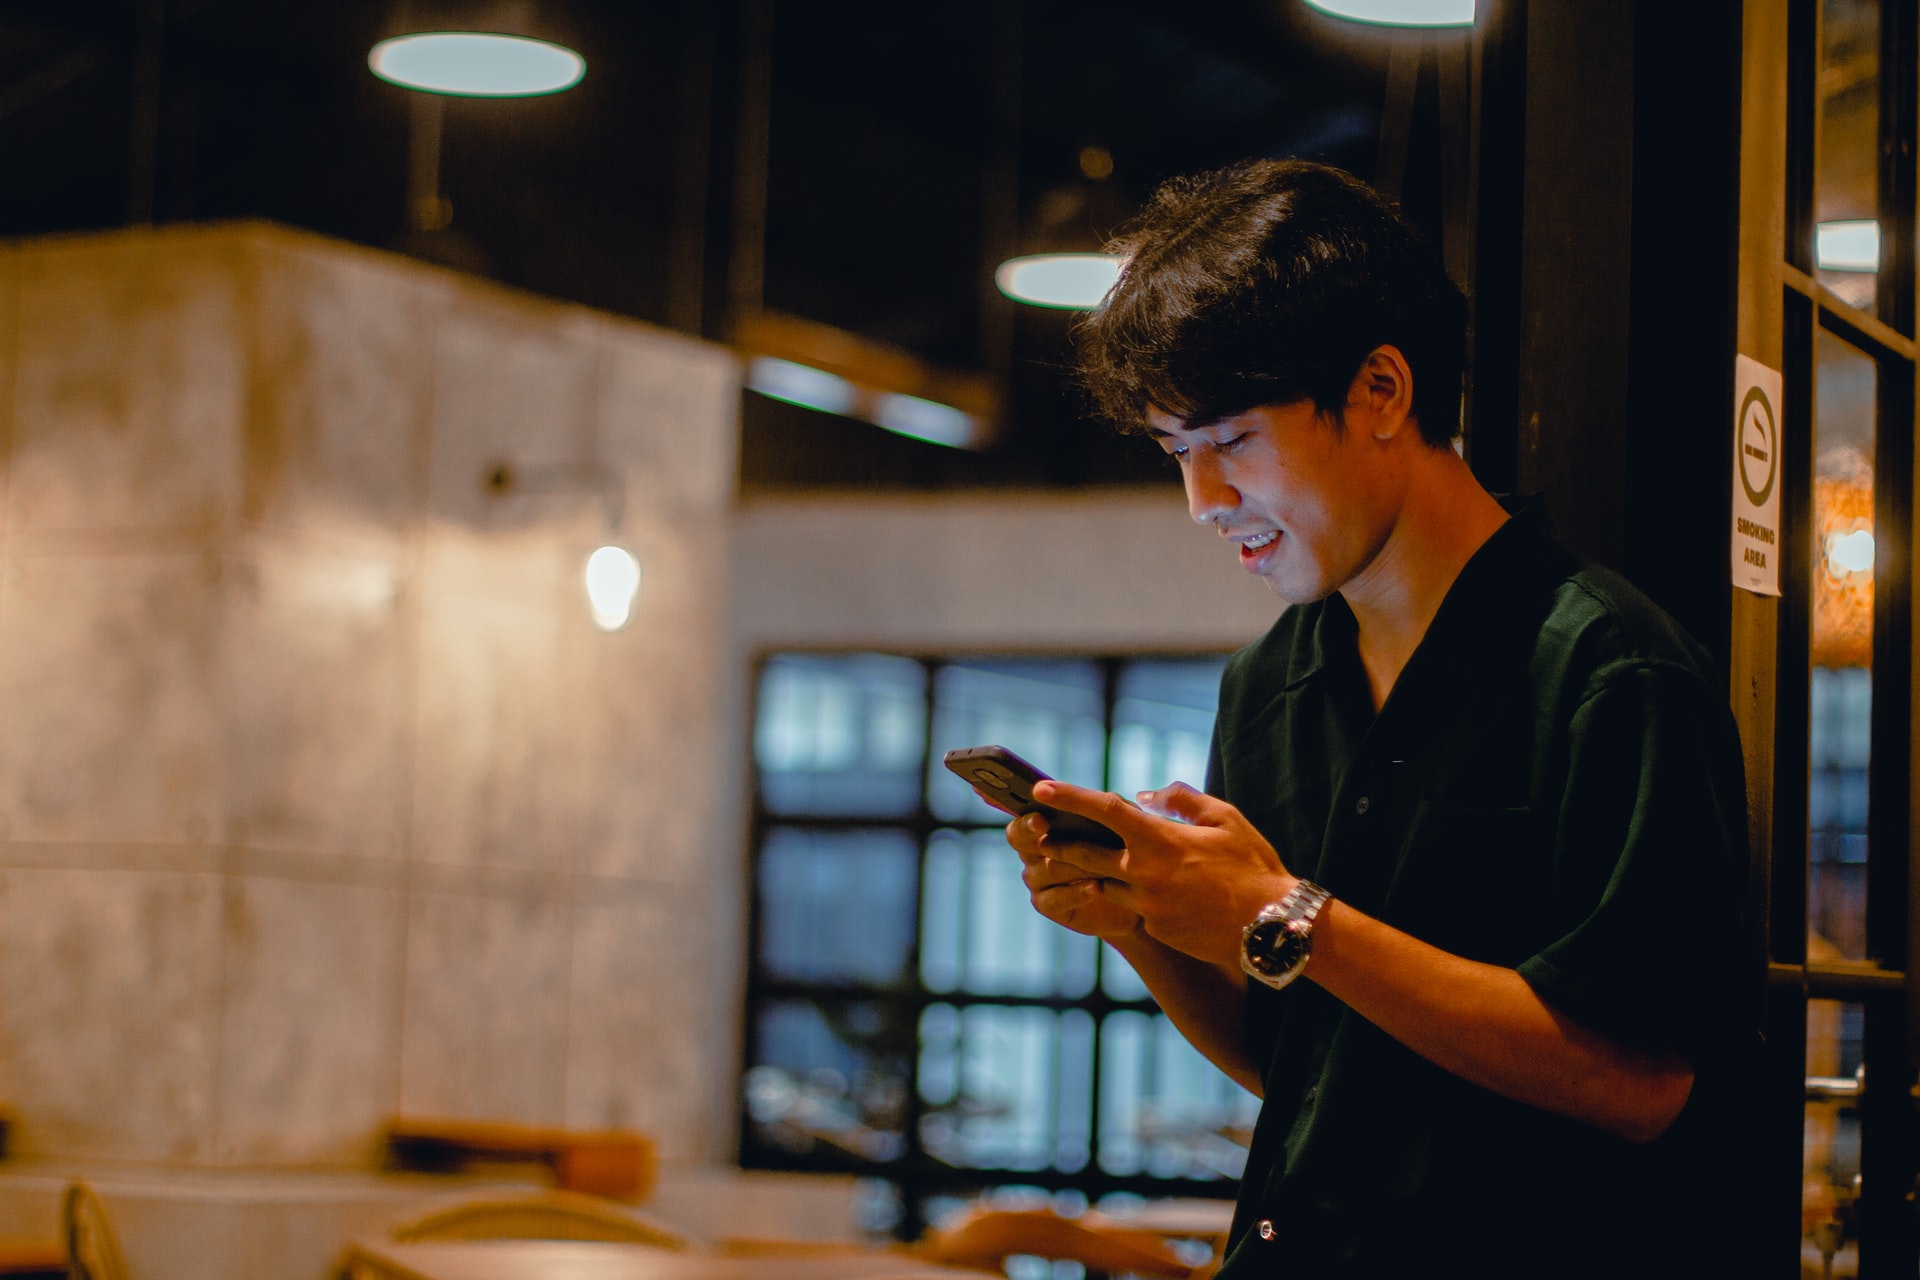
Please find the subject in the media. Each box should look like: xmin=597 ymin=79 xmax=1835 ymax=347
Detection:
xmin=941 ymin=745 xmax=1126 ymax=848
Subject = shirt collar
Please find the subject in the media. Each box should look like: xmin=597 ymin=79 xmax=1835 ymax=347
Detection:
xmin=1293 ymin=492 xmax=1561 ymax=692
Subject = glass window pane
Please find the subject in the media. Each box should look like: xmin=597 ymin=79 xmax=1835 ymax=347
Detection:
xmin=1100 ymin=942 xmax=1150 ymax=1003
xmin=1804 ymin=998 xmax=1864 ymax=1278
xmin=928 ymin=660 xmax=1107 ymax=822
xmin=1097 ymin=1011 xmax=1258 ymax=1181
xmin=756 ymin=654 xmax=927 ymax=816
xmin=1810 ymin=327 xmax=1875 ymax=961
xmin=1814 ymin=0 xmax=1879 ymax=311
xmin=1108 ymin=658 xmax=1225 ymax=796
xmin=759 ymin=827 xmax=918 ymax=984
xmin=746 ymin=998 xmax=910 ymax=1162
xmin=920 ymin=828 xmax=1098 ymax=998
xmin=917 ymin=1003 xmax=1094 ymax=1173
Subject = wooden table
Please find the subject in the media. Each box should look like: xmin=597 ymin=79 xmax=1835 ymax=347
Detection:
xmin=0 ymin=1239 xmax=65 ymax=1280
xmin=1085 ymin=1197 xmax=1234 ymax=1243
xmin=344 ymin=1240 xmax=998 ymax=1280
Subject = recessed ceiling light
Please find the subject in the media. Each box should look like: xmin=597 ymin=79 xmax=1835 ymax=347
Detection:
xmin=1304 ymin=0 xmax=1476 ymax=27
xmin=369 ymin=32 xmax=586 ymax=97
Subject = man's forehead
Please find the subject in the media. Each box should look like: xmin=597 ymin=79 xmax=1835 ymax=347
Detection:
xmin=1144 ymin=406 xmax=1238 ymax=436
xmin=1144 ymin=406 xmax=1215 ymax=435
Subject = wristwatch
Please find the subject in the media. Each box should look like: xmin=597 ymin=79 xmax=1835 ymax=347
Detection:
xmin=1239 ymin=879 xmax=1332 ymax=990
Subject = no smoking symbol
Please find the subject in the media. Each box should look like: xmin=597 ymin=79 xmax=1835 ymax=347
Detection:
xmin=1739 ymin=385 xmax=1777 ymax=507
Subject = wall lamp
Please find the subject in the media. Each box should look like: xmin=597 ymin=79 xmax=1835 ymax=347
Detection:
xmin=483 ymin=461 xmax=641 ymax=632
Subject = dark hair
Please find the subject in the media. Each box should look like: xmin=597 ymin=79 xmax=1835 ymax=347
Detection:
xmin=1074 ymin=159 xmax=1467 ymax=446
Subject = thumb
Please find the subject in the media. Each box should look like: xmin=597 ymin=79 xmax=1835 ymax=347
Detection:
xmin=1134 ymin=780 xmax=1215 ymax=823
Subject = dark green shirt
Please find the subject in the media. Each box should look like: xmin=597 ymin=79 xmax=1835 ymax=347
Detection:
xmin=1209 ymin=508 xmax=1762 ymax=1279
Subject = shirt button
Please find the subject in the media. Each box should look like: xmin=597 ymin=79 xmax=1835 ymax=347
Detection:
xmin=1256 ymin=1219 xmax=1277 ymax=1241
xmin=1355 ymin=795 xmax=1370 ymax=815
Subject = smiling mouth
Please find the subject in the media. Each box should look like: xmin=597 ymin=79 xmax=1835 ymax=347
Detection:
xmin=1242 ymin=531 xmax=1277 ymax=551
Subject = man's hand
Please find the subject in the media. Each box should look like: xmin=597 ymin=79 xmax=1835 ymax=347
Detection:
xmin=1005 ymin=811 xmax=1144 ymax=940
xmin=1006 ymin=779 xmax=1295 ymax=968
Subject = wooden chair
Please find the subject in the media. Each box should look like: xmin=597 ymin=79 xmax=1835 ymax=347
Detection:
xmin=386 ymin=1187 xmax=693 ymax=1249
xmin=60 ymin=1182 xmax=130 ymax=1280
xmin=914 ymin=1206 xmax=1195 ymax=1280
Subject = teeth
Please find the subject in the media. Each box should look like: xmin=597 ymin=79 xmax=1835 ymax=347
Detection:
xmin=1244 ymin=532 xmax=1277 ymax=550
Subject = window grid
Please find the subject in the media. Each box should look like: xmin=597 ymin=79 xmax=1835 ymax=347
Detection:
xmin=740 ymin=652 xmax=1249 ymax=1234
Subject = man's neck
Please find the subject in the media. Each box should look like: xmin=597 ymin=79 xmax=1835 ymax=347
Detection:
xmin=1341 ymin=453 xmax=1511 ymax=711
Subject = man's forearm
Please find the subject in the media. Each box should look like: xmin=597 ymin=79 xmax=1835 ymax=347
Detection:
xmin=1305 ymin=898 xmax=1694 ymax=1142
xmin=1109 ymin=927 xmax=1265 ymax=1097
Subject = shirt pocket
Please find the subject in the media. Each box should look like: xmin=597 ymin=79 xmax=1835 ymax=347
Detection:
xmin=1378 ymin=801 xmax=1549 ymax=964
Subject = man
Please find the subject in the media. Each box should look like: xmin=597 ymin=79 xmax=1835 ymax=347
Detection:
xmin=999 ymin=160 xmax=1762 ymax=1277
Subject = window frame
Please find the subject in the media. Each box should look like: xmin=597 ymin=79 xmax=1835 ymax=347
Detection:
xmin=736 ymin=647 xmax=1246 ymax=1232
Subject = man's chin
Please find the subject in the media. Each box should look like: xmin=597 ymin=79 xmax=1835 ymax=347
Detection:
xmin=1263 ymin=575 xmax=1336 ymax=605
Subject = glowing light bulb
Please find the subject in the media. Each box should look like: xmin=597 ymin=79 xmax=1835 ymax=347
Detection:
xmin=1826 ymin=528 xmax=1875 ymax=577
xmin=369 ymin=32 xmax=585 ymax=97
xmin=585 ymin=546 xmax=641 ymax=630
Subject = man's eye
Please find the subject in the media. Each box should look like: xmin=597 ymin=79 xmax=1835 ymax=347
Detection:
xmin=1216 ymin=433 xmax=1250 ymax=451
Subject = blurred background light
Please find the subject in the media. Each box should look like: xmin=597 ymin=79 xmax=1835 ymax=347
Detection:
xmin=1816 ymin=220 xmax=1879 ymax=272
xmin=872 ymin=393 xmax=978 ymax=449
xmin=745 ymin=357 xmax=859 ymax=417
xmin=585 ymin=545 xmax=642 ymax=630
xmin=1304 ymin=0 xmax=1476 ymax=26
xmin=994 ymin=253 xmax=1125 ymax=309
xmin=1826 ymin=527 xmax=1875 ymax=577
xmin=369 ymin=32 xmax=586 ymax=97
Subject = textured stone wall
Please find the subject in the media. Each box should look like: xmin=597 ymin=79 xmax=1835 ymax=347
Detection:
xmin=0 ymin=222 xmax=740 ymax=1169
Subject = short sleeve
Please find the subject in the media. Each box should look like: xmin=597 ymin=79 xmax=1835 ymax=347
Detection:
xmin=1514 ymin=662 xmax=1757 ymax=1058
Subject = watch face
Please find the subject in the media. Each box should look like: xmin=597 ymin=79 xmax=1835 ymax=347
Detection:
xmin=1243 ymin=918 xmax=1306 ymax=979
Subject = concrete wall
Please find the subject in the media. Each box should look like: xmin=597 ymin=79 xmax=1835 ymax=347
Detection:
xmin=0 ymin=222 xmax=740 ymax=1170
xmin=728 ymin=489 xmax=1282 ymax=654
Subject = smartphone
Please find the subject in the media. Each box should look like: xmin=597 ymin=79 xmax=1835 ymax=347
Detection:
xmin=941 ymin=745 xmax=1126 ymax=849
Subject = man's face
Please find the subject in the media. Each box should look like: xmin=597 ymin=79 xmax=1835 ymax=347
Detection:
xmin=1146 ymin=399 xmax=1397 ymax=604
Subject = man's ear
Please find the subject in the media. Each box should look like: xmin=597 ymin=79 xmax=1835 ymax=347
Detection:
xmin=1350 ymin=345 xmax=1415 ymax=440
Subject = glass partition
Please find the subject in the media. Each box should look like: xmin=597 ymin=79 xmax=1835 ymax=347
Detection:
xmin=1808 ymin=326 xmax=1876 ymax=962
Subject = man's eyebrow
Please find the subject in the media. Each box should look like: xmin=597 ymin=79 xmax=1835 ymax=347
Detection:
xmin=1144 ymin=413 xmax=1229 ymax=438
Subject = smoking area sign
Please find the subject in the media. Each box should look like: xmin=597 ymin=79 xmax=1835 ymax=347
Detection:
xmin=1732 ymin=353 xmax=1783 ymax=596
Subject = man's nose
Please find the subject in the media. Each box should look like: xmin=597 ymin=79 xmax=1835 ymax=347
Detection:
xmin=1185 ymin=453 xmax=1238 ymax=526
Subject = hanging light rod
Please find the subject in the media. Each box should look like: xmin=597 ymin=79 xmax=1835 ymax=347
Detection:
xmin=1304 ymin=0 xmax=1476 ymax=27
xmin=369 ymin=31 xmax=586 ymax=97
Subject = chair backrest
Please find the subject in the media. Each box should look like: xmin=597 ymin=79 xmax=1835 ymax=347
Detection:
xmin=386 ymin=1187 xmax=693 ymax=1248
xmin=61 ymin=1181 xmax=131 ymax=1280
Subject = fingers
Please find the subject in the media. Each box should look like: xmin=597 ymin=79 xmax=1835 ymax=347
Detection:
xmin=1133 ymin=779 xmax=1218 ymax=823
xmin=1023 ymin=850 xmax=1101 ymax=892
xmin=1012 ymin=816 xmax=1104 ymax=884
xmin=1030 ymin=780 xmax=1152 ymax=849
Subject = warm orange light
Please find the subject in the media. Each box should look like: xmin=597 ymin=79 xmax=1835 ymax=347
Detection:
xmin=1812 ymin=470 xmax=1873 ymax=668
